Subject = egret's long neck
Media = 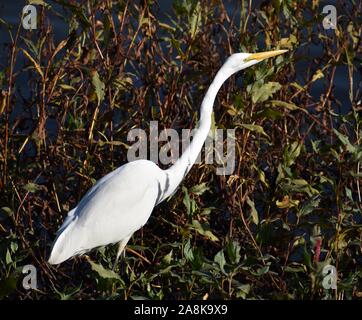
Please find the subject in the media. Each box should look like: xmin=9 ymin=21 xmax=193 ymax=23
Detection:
xmin=161 ymin=68 xmax=230 ymax=200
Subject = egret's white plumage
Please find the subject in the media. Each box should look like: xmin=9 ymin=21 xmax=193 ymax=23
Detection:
xmin=48 ymin=160 xmax=167 ymax=264
xmin=48 ymin=50 xmax=287 ymax=265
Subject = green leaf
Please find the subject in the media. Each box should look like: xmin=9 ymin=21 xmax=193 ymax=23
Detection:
xmin=191 ymin=220 xmax=219 ymax=242
xmin=252 ymin=165 xmax=269 ymax=188
xmin=240 ymin=124 xmax=270 ymax=139
xmin=257 ymin=107 xmax=283 ymax=120
xmin=279 ymin=178 xmax=319 ymax=197
xmin=236 ymin=284 xmax=251 ymax=299
xmin=21 ymin=37 xmax=39 ymax=57
xmin=226 ymin=241 xmax=241 ymax=264
xmin=91 ymin=71 xmax=105 ymax=105
xmin=88 ymin=260 xmax=122 ymax=281
xmin=298 ymin=196 xmax=320 ymax=217
xmin=270 ymin=100 xmax=300 ymax=111
xmin=311 ymin=139 xmax=321 ymax=153
xmin=283 ymin=141 xmax=302 ymax=167
xmin=28 ymin=0 xmax=47 ymax=5
xmin=162 ymin=250 xmax=173 ymax=264
xmin=333 ymin=129 xmax=356 ymax=153
xmin=23 ymin=182 xmax=42 ymax=193
xmin=5 ymin=249 xmax=12 ymax=265
xmin=170 ymin=38 xmax=184 ymax=57
xmin=0 ymin=207 xmax=13 ymax=221
xmin=345 ymin=187 xmax=353 ymax=201
xmin=189 ymin=2 xmax=201 ymax=38
xmin=256 ymin=265 xmax=270 ymax=276
xmin=183 ymin=239 xmax=194 ymax=262
xmin=59 ymin=84 xmax=76 ymax=91
xmin=251 ymin=81 xmax=282 ymax=103
xmin=190 ymin=183 xmax=209 ymax=195
xmin=103 ymin=15 xmax=111 ymax=47
xmin=214 ymin=250 xmax=226 ymax=274
xmin=53 ymin=284 xmax=82 ymax=300
xmin=246 ymin=197 xmax=259 ymax=225
xmin=10 ymin=242 xmax=18 ymax=253
xmin=284 ymin=264 xmax=307 ymax=273
xmin=182 ymin=186 xmax=197 ymax=216
xmin=302 ymin=243 xmax=313 ymax=269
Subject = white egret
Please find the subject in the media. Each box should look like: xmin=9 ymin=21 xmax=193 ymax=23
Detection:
xmin=48 ymin=50 xmax=287 ymax=265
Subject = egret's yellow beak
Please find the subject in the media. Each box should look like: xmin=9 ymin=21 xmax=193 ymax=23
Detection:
xmin=245 ymin=49 xmax=288 ymax=62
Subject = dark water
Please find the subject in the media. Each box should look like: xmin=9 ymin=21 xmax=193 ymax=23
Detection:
xmin=0 ymin=0 xmax=357 ymax=116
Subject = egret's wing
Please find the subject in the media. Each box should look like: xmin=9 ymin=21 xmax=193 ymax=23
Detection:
xmin=56 ymin=207 xmax=77 ymax=235
xmin=48 ymin=160 xmax=162 ymax=264
xmin=75 ymin=165 xmax=159 ymax=246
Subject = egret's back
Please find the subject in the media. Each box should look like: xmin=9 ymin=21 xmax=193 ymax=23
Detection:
xmin=48 ymin=160 xmax=166 ymax=265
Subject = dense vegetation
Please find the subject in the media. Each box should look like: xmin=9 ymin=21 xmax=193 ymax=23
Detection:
xmin=0 ymin=0 xmax=361 ymax=299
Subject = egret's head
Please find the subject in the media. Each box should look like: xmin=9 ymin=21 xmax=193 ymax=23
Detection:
xmin=222 ymin=50 xmax=287 ymax=77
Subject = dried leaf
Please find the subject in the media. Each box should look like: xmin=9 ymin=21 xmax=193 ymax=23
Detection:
xmin=21 ymin=49 xmax=44 ymax=78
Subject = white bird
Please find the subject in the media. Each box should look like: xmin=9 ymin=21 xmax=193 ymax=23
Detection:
xmin=48 ymin=50 xmax=287 ymax=265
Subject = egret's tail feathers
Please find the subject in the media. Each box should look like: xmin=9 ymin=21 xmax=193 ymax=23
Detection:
xmin=48 ymin=212 xmax=79 ymax=265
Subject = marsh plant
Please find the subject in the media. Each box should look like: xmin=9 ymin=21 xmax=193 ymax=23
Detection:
xmin=0 ymin=0 xmax=361 ymax=300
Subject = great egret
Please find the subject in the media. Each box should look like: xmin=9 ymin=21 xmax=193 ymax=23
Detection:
xmin=48 ymin=50 xmax=287 ymax=265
